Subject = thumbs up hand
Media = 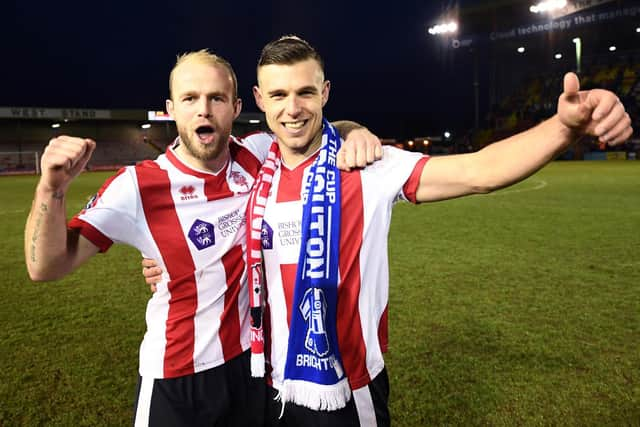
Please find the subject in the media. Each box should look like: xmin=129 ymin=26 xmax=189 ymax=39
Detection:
xmin=557 ymin=72 xmax=632 ymax=146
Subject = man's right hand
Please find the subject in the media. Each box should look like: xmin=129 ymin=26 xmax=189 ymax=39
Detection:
xmin=142 ymin=258 xmax=163 ymax=293
xmin=39 ymin=136 xmax=96 ymax=194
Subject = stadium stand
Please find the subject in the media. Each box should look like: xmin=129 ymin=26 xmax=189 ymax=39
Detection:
xmin=0 ymin=112 xmax=267 ymax=174
xmin=434 ymin=0 xmax=640 ymax=159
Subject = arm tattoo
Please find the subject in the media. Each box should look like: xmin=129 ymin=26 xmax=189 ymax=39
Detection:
xmin=30 ymin=203 xmax=48 ymax=264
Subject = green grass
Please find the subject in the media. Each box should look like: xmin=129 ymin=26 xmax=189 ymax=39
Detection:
xmin=1 ymin=163 xmax=639 ymax=426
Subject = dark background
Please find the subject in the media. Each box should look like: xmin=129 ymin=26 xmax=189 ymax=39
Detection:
xmin=2 ymin=0 xmax=638 ymax=139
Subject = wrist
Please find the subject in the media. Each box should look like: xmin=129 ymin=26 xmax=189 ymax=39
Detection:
xmin=35 ymin=183 xmax=66 ymax=200
xmin=550 ymin=114 xmax=581 ymax=142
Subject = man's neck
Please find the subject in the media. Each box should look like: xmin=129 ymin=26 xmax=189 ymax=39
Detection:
xmin=279 ymin=132 xmax=323 ymax=169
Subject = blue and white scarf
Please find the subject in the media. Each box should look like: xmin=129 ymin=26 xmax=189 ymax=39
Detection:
xmin=280 ymin=119 xmax=350 ymax=410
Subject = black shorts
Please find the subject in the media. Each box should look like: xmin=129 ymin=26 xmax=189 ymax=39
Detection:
xmin=265 ymin=368 xmax=390 ymax=427
xmin=132 ymin=350 xmax=265 ymax=427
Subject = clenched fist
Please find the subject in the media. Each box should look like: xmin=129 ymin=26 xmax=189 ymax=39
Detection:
xmin=39 ymin=136 xmax=96 ymax=194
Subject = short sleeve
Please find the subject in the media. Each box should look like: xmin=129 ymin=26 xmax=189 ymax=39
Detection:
xmin=68 ymin=167 xmax=139 ymax=252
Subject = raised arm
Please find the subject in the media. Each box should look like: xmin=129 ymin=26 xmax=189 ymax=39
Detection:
xmin=24 ymin=136 xmax=100 ymax=281
xmin=415 ymin=72 xmax=633 ymax=202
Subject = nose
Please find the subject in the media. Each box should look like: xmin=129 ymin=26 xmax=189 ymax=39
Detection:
xmin=196 ymin=97 xmax=212 ymax=118
xmin=285 ymin=95 xmax=302 ymax=117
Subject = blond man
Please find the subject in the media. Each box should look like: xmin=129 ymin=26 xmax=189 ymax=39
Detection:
xmin=25 ymin=49 xmax=380 ymax=426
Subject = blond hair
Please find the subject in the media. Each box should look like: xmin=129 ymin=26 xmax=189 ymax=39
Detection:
xmin=169 ymin=49 xmax=238 ymax=101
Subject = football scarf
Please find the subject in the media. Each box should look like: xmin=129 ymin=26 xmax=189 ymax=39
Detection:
xmin=246 ymin=119 xmax=350 ymax=410
xmin=247 ymin=141 xmax=280 ymax=377
xmin=280 ymin=119 xmax=350 ymax=410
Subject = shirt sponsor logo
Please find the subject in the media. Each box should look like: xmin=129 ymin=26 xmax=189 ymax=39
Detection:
xmin=179 ymin=185 xmax=198 ymax=201
xmin=277 ymin=220 xmax=301 ymax=247
xmin=261 ymin=221 xmax=273 ymax=250
xmin=188 ymin=219 xmax=215 ymax=250
xmin=217 ymin=209 xmax=245 ymax=238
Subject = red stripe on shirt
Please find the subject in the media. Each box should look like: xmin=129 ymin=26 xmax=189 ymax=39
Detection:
xmin=403 ymin=156 xmax=430 ymax=203
xmin=136 ymin=164 xmax=198 ymax=378
xmin=219 ymin=244 xmax=244 ymax=361
xmin=280 ymin=264 xmax=297 ymax=327
xmin=378 ymin=305 xmax=389 ymax=353
xmin=67 ymin=218 xmax=113 ymax=252
xmin=203 ymin=173 xmax=233 ymax=202
xmin=336 ymin=170 xmax=371 ymax=389
xmin=230 ymin=139 xmax=262 ymax=178
xmin=276 ymin=155 xmax=316 ymax=203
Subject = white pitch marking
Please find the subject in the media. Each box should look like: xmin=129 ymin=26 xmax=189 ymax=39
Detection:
xmin=0 ymin=208 xmax=28 ymax=215
xmin=486 ymin=179 xmax=548 ymax=196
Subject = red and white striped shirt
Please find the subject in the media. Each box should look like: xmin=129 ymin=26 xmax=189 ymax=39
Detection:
xmin=260 ymin=146 xmax=429 ymax=391
xmin=68 ymin=134 xmax=271 ymax=379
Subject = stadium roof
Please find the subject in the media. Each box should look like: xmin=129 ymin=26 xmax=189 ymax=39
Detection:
xmin=431 ymin=0 xmax=639 ymax=52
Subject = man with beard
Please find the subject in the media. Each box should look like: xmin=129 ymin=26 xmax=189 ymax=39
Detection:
xmin=23 ymin=49 xmax=381 ymax=427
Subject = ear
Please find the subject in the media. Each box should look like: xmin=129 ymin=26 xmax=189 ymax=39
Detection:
xmin=233 ymin=98 xmax=243 ymax=120
xmin=253 ymin=85 xmax=266 ymax=112
xmin=166 ymin=99 xmax=175 ymax=118
xmin=321 ymin=80 xmax=331 ymax=107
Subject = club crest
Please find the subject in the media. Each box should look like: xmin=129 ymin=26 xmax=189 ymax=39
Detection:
xmin=188 ymin=219 xmax=215 ymax=250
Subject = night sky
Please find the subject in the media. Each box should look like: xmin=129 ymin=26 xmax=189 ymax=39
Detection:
xmin=1 ymin=1 xmax=521 ymax=138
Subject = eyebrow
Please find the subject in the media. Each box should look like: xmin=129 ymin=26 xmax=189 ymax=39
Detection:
xmin=266 ymin=85 xmax=318 ymax=96
xmin=178 ymin=90 xmax=228 ymax=99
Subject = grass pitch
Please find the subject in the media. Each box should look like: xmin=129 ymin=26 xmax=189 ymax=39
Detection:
xmin=1 ymin=161 xmax=639 ymax=426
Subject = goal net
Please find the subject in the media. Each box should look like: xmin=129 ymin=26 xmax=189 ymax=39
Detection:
xmin=0 ymin=151 xmax=40 ymax=175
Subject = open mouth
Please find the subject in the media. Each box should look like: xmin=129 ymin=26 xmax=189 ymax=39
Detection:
xmin=196 ymin=125 xmax=215 ymax=142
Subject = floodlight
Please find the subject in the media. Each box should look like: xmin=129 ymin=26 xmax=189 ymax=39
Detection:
xmin=555 ymin=53 xmax=562 ymax=59
xmin=249 ymin=119 xmax=261 ymax=124
xmin=51 ymin=123 xmax=61 ymax=129
xmin=530 ymin=0 xmax=567 ymax=14
xmin=517 ymin=47 xmax=525 ymax=53
xmin=444 ymin=131 xmax=451 ymax=139
xmin=609 ymin=46 xmax=617 ymax=52
xmin=428 ymin=21 xmax=458 ymax=35
xmin=407 ymin=140 xmax=415 ymax=147
xmin=141 ymin=123 xmax=151 ymax=129
xmin=573 ymin=37 xmax=582 ymax=73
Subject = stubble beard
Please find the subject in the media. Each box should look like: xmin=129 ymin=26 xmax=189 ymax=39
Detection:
xmin=178 ymin=130 xmax=227 ymax=162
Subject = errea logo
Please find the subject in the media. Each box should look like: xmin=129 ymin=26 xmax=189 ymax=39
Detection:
xmin=179 ymin=185 xmax=198 ymax=201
